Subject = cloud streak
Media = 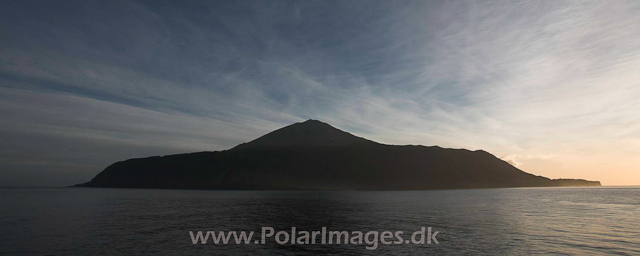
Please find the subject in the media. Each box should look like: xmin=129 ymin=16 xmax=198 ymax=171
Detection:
xmin=1 ymin=0 xmax=639 ymax=185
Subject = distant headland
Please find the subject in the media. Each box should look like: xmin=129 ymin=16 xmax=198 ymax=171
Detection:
xmin=72 ymin=120 xmax=601 ymax=190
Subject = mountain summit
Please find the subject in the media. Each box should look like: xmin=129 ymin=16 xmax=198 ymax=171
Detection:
xmin=232 ymin=119 xmax=377 ymax=150
xmin=73 ymin=120 xmax=600 ymax=190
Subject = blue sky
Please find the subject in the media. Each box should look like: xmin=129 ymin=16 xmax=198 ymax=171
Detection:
xmin=1 ymin=0 xmax=639 ymax=186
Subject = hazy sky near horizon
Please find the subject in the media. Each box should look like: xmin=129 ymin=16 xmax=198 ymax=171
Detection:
xmin=1 ymin=0 xmax=639 ymax=186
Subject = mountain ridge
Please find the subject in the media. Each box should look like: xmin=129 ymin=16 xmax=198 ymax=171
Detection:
xmin=231 ymin=119 xmax=379 ymax=150
xmin=73 ymin=120 xmax=601 ymax=190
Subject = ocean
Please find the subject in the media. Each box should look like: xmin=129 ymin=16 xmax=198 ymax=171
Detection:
xmin=1 ymin=187 xmax=639 ymax=255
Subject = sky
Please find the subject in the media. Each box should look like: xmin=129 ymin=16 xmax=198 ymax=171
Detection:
xmin=1 ymin=0 xmax=639 ymax=186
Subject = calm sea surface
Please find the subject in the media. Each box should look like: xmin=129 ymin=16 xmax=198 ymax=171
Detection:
xmin=1 ymin=187 xmax=639 ymax=255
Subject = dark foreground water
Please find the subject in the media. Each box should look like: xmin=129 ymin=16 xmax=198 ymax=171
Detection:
xmin=1 ymin=187 xmax=639 ymax=255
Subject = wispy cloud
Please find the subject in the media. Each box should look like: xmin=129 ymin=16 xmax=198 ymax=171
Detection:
xmin=500 ymin=154 xmax=560 ymax=168
xmin=1 ymin=0 xmax=639 ymax=185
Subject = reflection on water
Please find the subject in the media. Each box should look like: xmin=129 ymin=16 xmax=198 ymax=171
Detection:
xmin=1 ymin=187 xmax=639 ymax=255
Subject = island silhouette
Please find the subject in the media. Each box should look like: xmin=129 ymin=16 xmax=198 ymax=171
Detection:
xmin=73 ymin=119 xmax=600 ymax=190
